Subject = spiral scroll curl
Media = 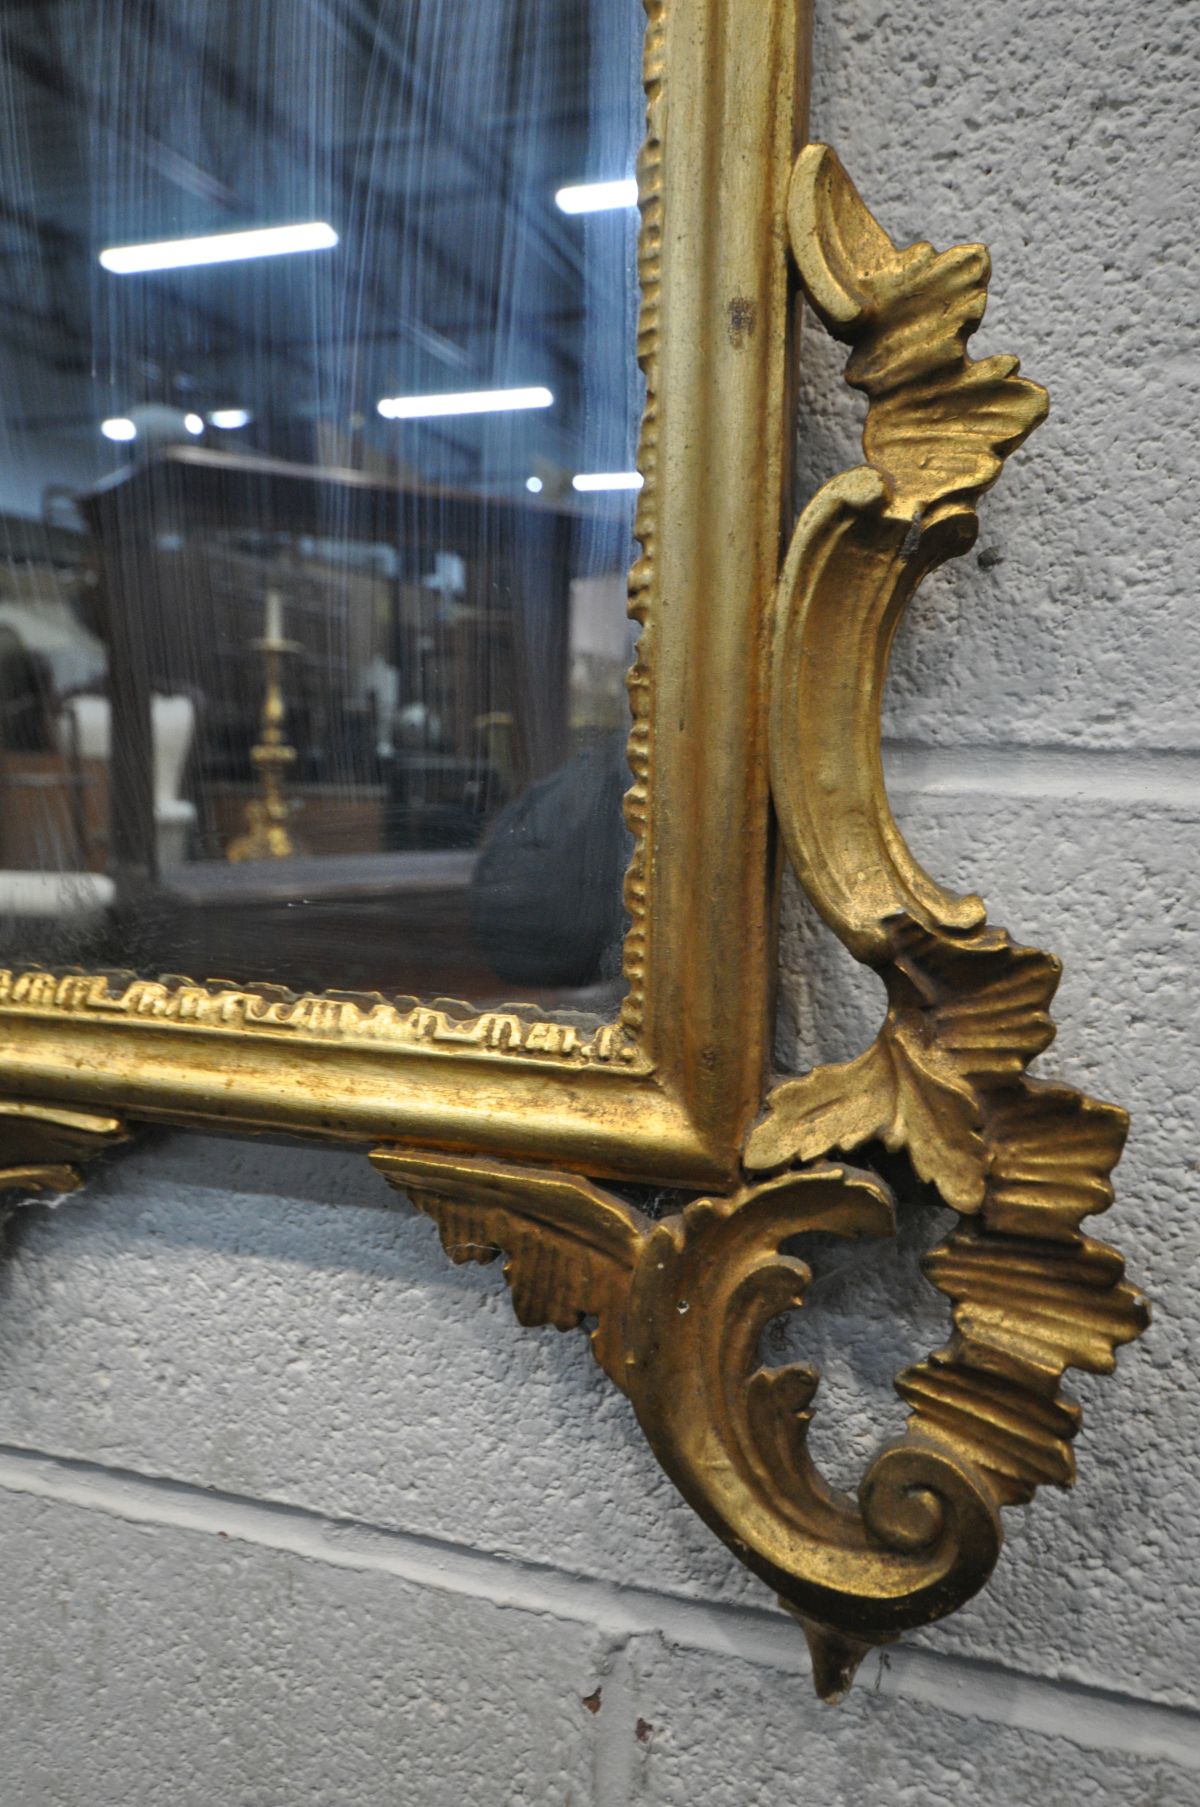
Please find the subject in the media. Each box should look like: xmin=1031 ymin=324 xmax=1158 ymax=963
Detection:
xmin=619 ymin=1168 xmax=1004 ymax=1679
xmin=373 ymin=1150 xmax=1008 ymax=1697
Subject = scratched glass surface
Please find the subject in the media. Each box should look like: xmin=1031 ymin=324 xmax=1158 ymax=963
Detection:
xmin=0 ymin=0 xmax=642 ymax=1012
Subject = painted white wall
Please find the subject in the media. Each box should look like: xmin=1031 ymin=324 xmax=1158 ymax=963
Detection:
xmin=1 ymin=1 xmax=1197 ymax=1800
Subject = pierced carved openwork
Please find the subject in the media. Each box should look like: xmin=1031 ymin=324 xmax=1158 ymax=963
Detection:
xmin=373 ymin=143 xmax=1147 ymax=1701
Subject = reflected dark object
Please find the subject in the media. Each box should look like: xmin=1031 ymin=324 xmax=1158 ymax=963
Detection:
xmin=470 ymin=733 xmax=630 ymax=988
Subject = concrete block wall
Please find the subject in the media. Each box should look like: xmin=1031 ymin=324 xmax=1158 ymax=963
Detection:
xmin=1 ymin=0 xmax=1197 ymax=1799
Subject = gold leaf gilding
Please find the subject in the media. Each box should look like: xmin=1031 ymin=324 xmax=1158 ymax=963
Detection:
xmin=375 ymin=144 xmax=1144 ymax=1698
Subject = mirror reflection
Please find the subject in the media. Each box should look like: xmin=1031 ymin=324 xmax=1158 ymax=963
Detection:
xmin=0 ymin=0 xmax=644 ymax=1012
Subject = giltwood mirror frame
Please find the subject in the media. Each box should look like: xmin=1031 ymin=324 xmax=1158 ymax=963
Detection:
xmin=0 ymin=0 xmax=1146 ymax=1699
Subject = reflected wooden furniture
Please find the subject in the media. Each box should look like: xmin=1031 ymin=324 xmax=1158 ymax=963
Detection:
xmin=0 ymin=752 xmax=109 ymax=873
xmin=80 ymin=448 xmax=577 ymax=908
xmin=205 ymin=784 xmax=386 ymax=861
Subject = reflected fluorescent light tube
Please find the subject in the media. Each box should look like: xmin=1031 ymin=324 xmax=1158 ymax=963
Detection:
xmin=555 ymin=179 xmax=639 ymax=215
xmin=572 ymin=471 xmax=644 ymax=493
xmin=378 ymin=386 xmax=554 ymax=421
xmin=209 ymin=409 xmax=252 ymax=430
xmin=100 ymin=222 xmax=339 ymax=274
xmin=101 ymin=417 xmax=137 ymax=442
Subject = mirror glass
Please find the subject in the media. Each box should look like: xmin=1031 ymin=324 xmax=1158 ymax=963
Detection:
xmin=0 ymin=0 xmax=644 ymax=1014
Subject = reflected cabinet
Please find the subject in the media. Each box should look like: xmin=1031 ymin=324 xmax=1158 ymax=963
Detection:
xmin=0 ymin=0 xmax=1145 ymax=1699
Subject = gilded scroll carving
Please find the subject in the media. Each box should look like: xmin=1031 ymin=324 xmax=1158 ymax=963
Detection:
xmin=620 ymin=1168 xmax=1003 ymax=1651
xmin=774 ymin=143 xmax=1049 ymax=963
xmin=755 ymin=148 xmax=1147 ymax=1541
xmin=748 ymin=919 xmax=1143 ymax=1519
xmin=371 ymin=145 xmax=1146 ymax=1700
xmin=372 ymin=1148 xmax=1004 ymax=1676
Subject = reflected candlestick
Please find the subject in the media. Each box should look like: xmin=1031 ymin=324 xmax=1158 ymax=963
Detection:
xmin=227 ymin=588 xmax=306 ymax=863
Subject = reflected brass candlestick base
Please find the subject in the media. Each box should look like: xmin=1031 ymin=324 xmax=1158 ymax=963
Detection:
xmin=228 ymin=634 xmax=306 ymax=864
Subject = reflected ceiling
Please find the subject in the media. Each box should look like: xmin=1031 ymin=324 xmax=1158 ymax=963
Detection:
xmin=0 ymin=0 xmax=644 ymax=514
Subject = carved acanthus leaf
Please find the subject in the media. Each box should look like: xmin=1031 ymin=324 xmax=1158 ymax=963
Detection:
xmin=885 ymin=921 xmax=1061 ymax=1087
xmin=788 ymin=144 xmax=1049 ymax=520
xmin=745 ymin=1029 xmax=986 ymax=1213
xmin=747 ymin=921 xmax=1064 ymax=1215
xmin=924 ymin=1227 xmax=1147 ymax=1386
xmin=371 ymin=1149 xmax=649 ymax=1385
xmin=981 ymin=1080 xmax=1128 ymax=1241
xmin=898 ymin=1214 xmax=1147 ymax=1507
xmin=895 ymin=1359 xmax=1083 ymax=1499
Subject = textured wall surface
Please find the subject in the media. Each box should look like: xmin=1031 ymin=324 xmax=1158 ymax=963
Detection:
xmin=1 ymin=0 xmax=1198 ymax=1801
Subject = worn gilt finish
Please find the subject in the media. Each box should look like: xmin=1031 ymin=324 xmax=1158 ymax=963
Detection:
xmin=0 ymin=1 xmax=1142 ymax=1701
xmin=376 ymin=143 xmax=1147 ymax=1698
